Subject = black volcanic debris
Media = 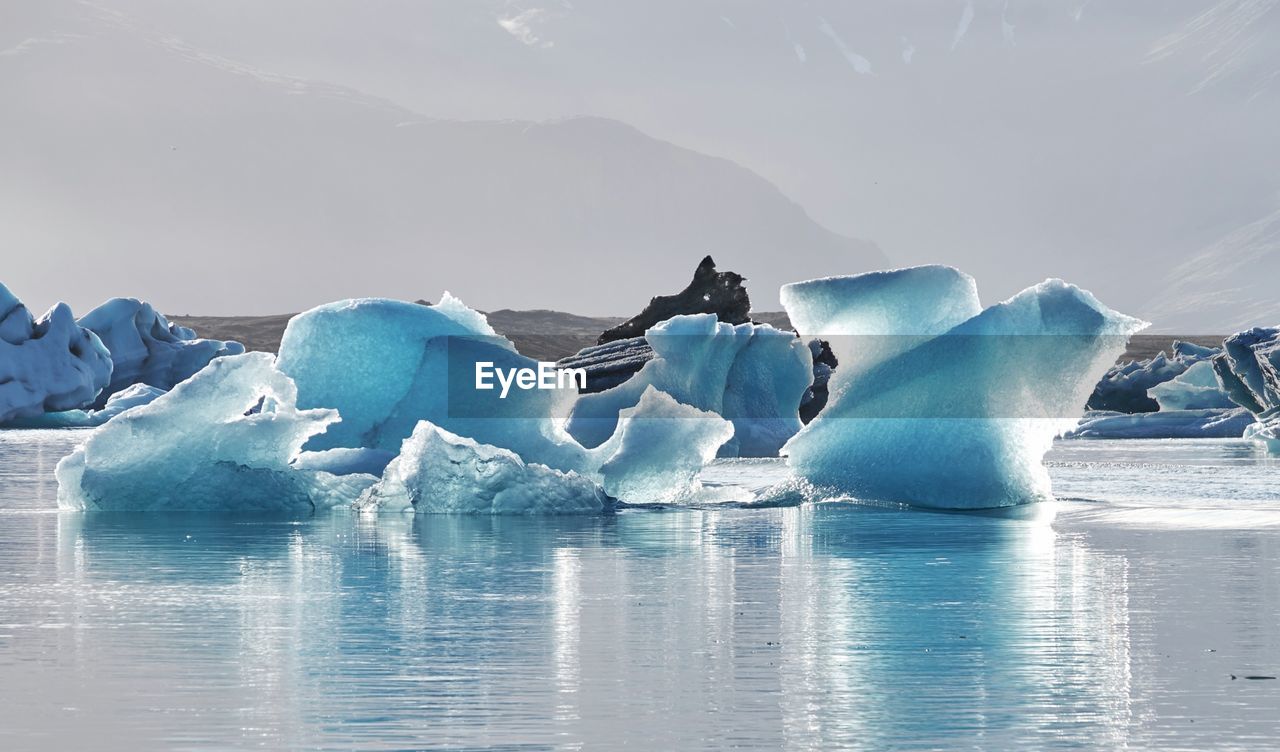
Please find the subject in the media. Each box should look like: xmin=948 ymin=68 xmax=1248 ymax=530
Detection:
xmin=596 ymin=255 xmax=751 ymax=345
xmin=799 ymin=339 xmax=838 ymax=424
xmin=556 ymin=338 xmax=655 ymax=394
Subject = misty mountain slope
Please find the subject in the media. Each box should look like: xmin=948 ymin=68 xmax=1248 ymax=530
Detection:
xmin=52 ymin=0 xmax=1280 ymax=323
xmin=1143 ymin=204 xmax=1280 ymax=332
xmin=0 ymin=2 xmax=884 ymax=317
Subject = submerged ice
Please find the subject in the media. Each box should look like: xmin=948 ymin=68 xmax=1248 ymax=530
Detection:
xmin=781 ymin=266 xmax=1146 ymax=509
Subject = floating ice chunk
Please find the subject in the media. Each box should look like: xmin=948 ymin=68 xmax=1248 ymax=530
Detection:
xmin=357 ymin=421 xmax=609 ymax=514
xmin=276 ymin=294 xmax=586 ymax=471
xmin=1088 ymin=340 xmax=1220 ymax=413
xmin=588 ymin=387 xmax=734 ymax=504
xmin=1148 ymin=360 xmax=1235 ymax=411
xmin=1212 ymin=327 xmax=1280 ymax=452
xmin=782 ymin=269 xmax=1146 ymax=509
xmin=3 ymin=383 xmax=167 ymax=429
xmin=566 ymin=314 xmax=810 ymax=457
xmin=78 ymin=298 xmax=244 ymax=406
xmin=1066 ymin=407 xmax=1252 ymax=439
xmin=0 ymin=282 xmax=113 ymax=423
xmin=56 ymin=352 xmax=372 ymax=512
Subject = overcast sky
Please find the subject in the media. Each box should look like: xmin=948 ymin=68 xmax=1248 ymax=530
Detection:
xmin=2 ymin=0 xmax=1277 ymax=329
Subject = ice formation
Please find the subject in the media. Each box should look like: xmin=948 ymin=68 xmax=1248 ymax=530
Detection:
xmin=7 ymin=383 xmax=167 ymax=428
xmin=566 ymin=314 xmax=811 ymax=457
xmin=1147 ymin=360 xmax=1235 ymax=411
xmin=780 ymin=265 xmax=1146 ymax=509
xmin=0 ymin=282 xmax=113 ymax=423
xmin=357 ymin=422 xmax=610 ymax=514
xmin=1088 ymin=341 xmax=1219 ymax=413
xmin=1212 ymin=327 xmax=1280 ymax=451
xmin=78 ymin=298 xmax=244 ymax=406
xmin=1065 ymin=345 xmax=1240 ymax=439
xmin=588 ymin=387 xmax=735 ymax=504
xmin=1067 ymin=407 xmax=1253 ymax=439
xmin=276 ymin=295 xmax=588 ymax=471
xmin=57 ymin=353 xmax=373 ymax=512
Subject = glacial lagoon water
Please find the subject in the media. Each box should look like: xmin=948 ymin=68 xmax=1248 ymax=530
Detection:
xmin=1 ymin=430 xmax=1278 ymax=750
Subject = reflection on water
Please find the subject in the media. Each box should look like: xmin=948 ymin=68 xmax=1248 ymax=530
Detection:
xmin=0 ymin=433 xmax=1278 ymax=749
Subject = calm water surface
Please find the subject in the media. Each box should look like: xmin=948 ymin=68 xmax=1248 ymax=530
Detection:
xmin=1 ymin=430 xmax=1278 ymax=750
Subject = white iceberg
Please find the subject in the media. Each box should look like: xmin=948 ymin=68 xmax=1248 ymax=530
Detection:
xmin=1147 ymin=360 xmax=1235 ymax=411
xmin=780 ymin=266 xmax=1146 ymax=509
xmin=589 ymin=387 xmax=735 ymax=504
xmin=276 ymin=294 xmax=587 ymax=471
xmin=0 ymin=282 xmax=113 ymax=423
xmin=78 ymin=297 xmax=244 ymax=406
xmin=565 ymin=314 xmax=810 ymax=457
xmin=57 ymin=352 xmax=373 ymax=512
xmin=1067 ymin=407 xmax=1253 ymax=439
xmin=357 ymin=421 xmax=610 ymax=515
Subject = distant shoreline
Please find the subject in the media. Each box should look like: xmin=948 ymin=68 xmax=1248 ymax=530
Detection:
xmin=171 ymin=311 xmax=1225 ymax=365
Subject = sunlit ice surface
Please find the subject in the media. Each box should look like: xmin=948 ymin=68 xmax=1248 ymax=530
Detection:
xmin=1 ymin=430 xmax=1278 ymax=749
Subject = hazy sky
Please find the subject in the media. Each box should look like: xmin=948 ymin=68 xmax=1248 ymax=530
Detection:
xmin=2 ymin=0 xmax=1277 ymax=329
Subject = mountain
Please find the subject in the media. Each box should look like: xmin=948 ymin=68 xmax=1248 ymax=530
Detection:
xmin=26 ymin=0 xmax=1279 ymax=323
xmin=0 ymin=1 xmax=884 ymax=318
xmin=1142 ymin=204 xmax=1280 ymax=333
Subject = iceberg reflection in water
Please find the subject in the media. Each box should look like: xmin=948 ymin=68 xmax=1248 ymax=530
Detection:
xmin=1 ymin=432 xmax=1278 ymax=749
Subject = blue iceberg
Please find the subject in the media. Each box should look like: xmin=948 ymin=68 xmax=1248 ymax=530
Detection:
xmin=1212 ymin=327 xmax=1280 ymax=451
xmin=566 ymin=314 xmax=811 ymax=457
xmin=0 ymin=282 xmax=113 ymax=423
xmin=276 ymin=294 xmax=587 ymax=472
xmin=780 ymin=266 xmax=1146 ymax=509
xmin=56 ymin=353 xmax=374 ymax=512
xmin=78 ymin=298 xmax=244 ymax=407
xmin=357 ymin=422 xmax=610 ymax=515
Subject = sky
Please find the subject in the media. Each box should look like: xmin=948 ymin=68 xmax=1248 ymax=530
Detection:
xmin=2 ymin=0 xmax=1278 ymax=329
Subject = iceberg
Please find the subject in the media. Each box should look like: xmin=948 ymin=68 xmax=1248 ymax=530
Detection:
xmin=356 ymin=421 xmax=610 ymax=515
xmin=57 ymin=352 xmax=373 ymax=512
xmin=6 ymin=383 xmax=167 ymax=428
xmin=276 ymin=294 xmax=588 ymax=471
xmin=0 ymin=282 xmax=113 ymax=423
xmin=78 ymin=298 xmax=245 ymax=407
xmin=1067 ymin=407 xmax=1253 ymax=439
xmin=566 ymin=314 xmax=811 ymax=457
xmin=589 ymin=387 xmax=735 ymax=504
xmin=780 ymin=266 xmax=1146 ymax=509
xmin=360 ymin=387 xmax=731 ymax=512
xmin=1212 ymin=327 xmax=1280 ymax=451
xmin=1088 ymin=341 xmax=1219 ymax=413
xmin=1147 ymin=360 xmax=1235 ymax=411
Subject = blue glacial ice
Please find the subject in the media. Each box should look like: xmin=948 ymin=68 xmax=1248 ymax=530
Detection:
xmin=588 ymin=387 xmax=734 ymax=504
xmin=78 ymin=298 xmax=244 ymax=407
xmin=356 ymin=421 xmax=610 ymax=515
xmin=1213 ymin=327 xmax=1280 ymax=451
xmin=1065 ymin=349 xmax=1242 ymax=439
xmin=360 ymin=387 xmax=732 ymax=512
xmin=565 ymin=314 xmax=811 ymax=457
xmin=1067 ymin=407 xmax=1253 ymax=439
xmin=0 ymin=282 xmax=113 ymax=423
xmin=1088 ymin=341 xmax=1219 ymax=413
xmin=6 ymin=383 xmax=168 ymax=428
xmin=276 ymin=294 xmax=588 ymax=472
xmin=780 ymin=266 xmax=1146 ymax=509
xmin=56 ymin=352 xmax=375 ymax=512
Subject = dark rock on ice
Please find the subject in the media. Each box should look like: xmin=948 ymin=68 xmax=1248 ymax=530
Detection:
xmin=596 ymin=255 xmax=750 ymax=345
